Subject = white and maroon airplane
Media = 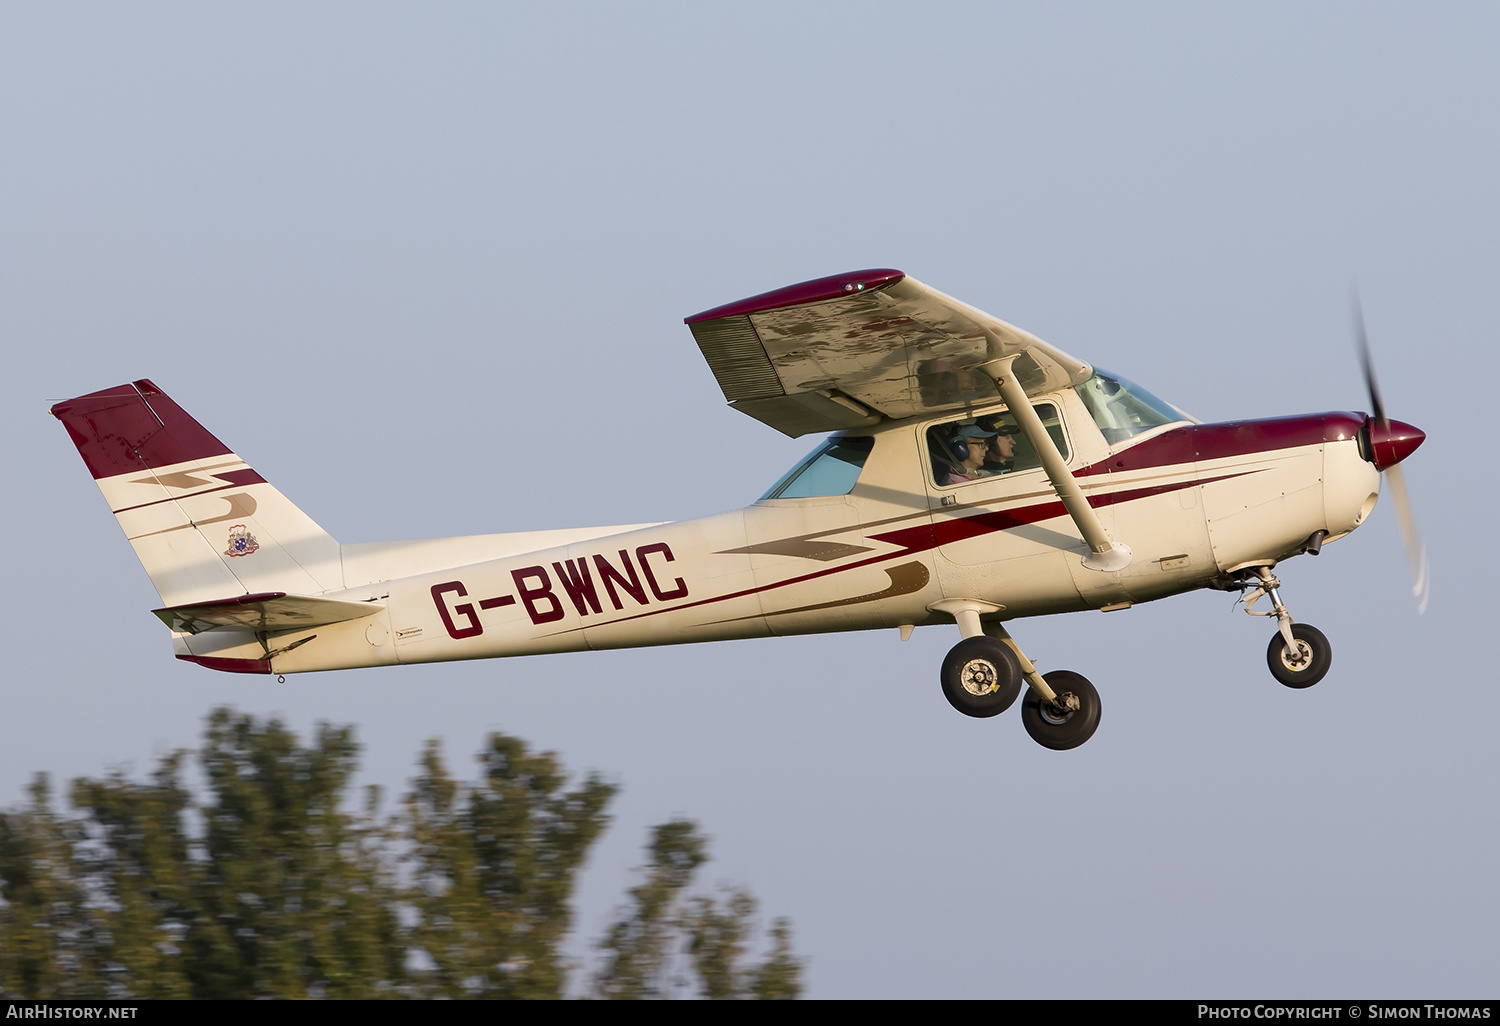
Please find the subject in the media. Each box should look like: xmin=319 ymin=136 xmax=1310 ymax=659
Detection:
xmin=51 ymin=270 xmax=1426 ymax=749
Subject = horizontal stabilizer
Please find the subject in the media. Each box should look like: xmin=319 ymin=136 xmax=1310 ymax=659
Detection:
xmin=154 ymin=592 xmax=382 ymax=634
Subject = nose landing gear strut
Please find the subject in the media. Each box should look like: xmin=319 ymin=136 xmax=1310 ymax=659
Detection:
xmin=1241 ymin=566 xmax=1332 ymax=689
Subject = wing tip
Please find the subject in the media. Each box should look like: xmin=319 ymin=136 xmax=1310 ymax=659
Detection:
xmin=684 ymin=268 xmax=906 ymax=324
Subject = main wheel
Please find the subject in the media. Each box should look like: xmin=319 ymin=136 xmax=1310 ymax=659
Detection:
xmin=1021 ymin=670 xmax=1101 ymax=750
xmin=940 ymin=636 xmax=1023 ymax=718
xmin=1266 ymin=623 xmax=1331 ymax=689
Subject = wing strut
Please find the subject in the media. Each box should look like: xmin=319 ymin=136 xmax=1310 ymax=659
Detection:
xmin=987 ymin=354 xmax=1132 ymax=572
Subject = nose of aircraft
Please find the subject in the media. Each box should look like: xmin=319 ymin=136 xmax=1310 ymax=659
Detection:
xmin=1365 ymin=417 xmax=1425 ymax=471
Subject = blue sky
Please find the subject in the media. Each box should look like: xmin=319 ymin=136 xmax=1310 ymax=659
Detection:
xmin=3 ymin=2 xmax=1496 ymax=998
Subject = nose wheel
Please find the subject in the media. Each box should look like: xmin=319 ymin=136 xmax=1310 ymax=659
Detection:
xmin=1240 ymin=566 xmax=1333 ymax=689
xmin=1266 ymin=623 xmax=1331 ymax=689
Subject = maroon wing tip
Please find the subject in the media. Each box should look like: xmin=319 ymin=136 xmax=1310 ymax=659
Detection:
xmin=685 ymin=268 xmax=906 ymax=324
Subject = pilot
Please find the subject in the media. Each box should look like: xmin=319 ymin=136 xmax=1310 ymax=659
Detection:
xmin=981 ymin=418 xmax=1019 ymax=474
xmin=945 ymin=425 xmax=999 ymax=484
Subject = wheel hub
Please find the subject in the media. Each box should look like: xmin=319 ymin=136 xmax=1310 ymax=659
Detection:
xmin=1280 ymin=639 xmax=1312 ymax=670
xmin=1041 ymin=691 xmax=1080 ymax=724
xmin=960 ymin=658 xmax=998 ymax=697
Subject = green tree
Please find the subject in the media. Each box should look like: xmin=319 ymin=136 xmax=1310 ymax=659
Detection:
xmin=594 ymin=819 xmax=707 ymax=998
xmin=594 ymin=820 xmax=804 ymax=999
xmin=746 ymin=918 xmax=803 ymax=999
xmin=66 ymin=752 xmax=201 ymax=999
xmin=0 ymin=707 xmax=802 ymax=1000
xmin=401 ymin=734 xmax=617 ymax=998
xmin=0 ymin=775 xmax=97 ymax=998
xmin=176 ymin=709 xmax=404 ymax=998
xmin=54 ymin=710 xmax=404 ymax=999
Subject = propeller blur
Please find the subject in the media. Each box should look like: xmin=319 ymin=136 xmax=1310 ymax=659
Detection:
xmin=1353 ymin=287 xmax=1430 ymax=613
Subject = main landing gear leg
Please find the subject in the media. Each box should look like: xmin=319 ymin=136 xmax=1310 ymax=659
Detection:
xmin=927 ymin=600 xmax=1102 ymax=748
xmin=931 ymin=600 xmax=1023 ymax=718
xmin=982 ymin=622 xmax=1055 ymax=702
xmin=984 ymin=623 xmax=1102 ymax=750
xmin=1242 ymin=566 xmax=1332 ymax=689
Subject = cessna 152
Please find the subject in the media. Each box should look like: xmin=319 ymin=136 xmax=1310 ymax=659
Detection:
xmin=51 ymin=269 xmax=1427 ymax=750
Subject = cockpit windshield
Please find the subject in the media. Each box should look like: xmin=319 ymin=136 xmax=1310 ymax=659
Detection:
xmin=1074 ymin=369 xmax=1186 ymax=444
xmin=760 ymin=436 xmax=874 ymax=500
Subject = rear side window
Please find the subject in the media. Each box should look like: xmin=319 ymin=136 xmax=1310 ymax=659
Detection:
xmin=761 ymin=436 xmax=875 ymax=499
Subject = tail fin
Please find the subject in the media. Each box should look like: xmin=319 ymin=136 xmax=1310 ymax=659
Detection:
xmin=51 ymin=380 xmax=343 ymax=607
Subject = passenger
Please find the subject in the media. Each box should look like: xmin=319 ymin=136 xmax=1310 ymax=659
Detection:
xmin=982 ymin=419 xmax=1019 ymax=474
xmin=944 ymin=425 xmax=998 ymax=485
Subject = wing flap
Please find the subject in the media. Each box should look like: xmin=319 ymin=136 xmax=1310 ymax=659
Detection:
xmin=687 ymin=270 xmax=1092 ymax=436
xmin=153 ymin=592 xmax=383 ymax=634
xmin=729 ymin=392 xmax=881 ymax=438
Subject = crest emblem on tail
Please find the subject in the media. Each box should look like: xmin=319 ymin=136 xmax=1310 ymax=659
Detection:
xmin=224 ymin=524 xmax=259 ymax=557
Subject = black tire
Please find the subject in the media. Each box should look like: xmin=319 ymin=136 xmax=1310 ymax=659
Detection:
xmin=940 ymin=636 xmax=1023 ymax=718
xmin=1021 ymin=670 xmax=1101 ymax=750
xmin=1266 ymin=623 xmax=1331 ymax=689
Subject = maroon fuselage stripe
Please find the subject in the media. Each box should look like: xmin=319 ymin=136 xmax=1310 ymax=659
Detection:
xmin=872 ymin=469 xmax=1253 ymax=553
xmin=1073 ymin=413 xmax=1365 ymax=477
xmin=538 ymin=405 xmax=1364 ymax=636
xmin=551 ymin=468 xmax=1257 ymax=636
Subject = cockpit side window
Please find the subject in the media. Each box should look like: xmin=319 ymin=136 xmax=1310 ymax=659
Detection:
xmin=927 ymin=404 xmax=1067 ymax=487
xmin=1073 ymin=368 xmax=1185 ymax=444
xmin=760 ymin=436 xmax=875 ymax=500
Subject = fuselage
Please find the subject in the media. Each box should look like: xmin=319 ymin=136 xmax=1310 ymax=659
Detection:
xmin=173 ymin=384 xmax=1383 ymax=676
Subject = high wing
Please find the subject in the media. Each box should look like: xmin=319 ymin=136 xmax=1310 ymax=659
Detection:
xmin=685 ymin=269 xmax=1093 ymax=437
